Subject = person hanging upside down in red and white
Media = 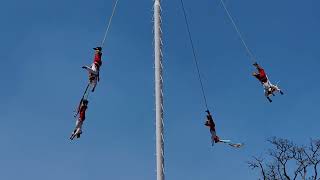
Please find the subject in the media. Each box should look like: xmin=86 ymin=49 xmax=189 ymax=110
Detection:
xmin=252 ymin=62 xmax=284 ymax=102
xmin=91 ymin=46 xmax=102 ymax=75
xmin=82 ymin=47 xmax=102 ymax=92
xmin=205 ymin=110 xmax=220 ymax=145
xmin=204 ymin=110 xmax=243 ymax=148
xmin=70 ymin=99 xmax=88 ymax=140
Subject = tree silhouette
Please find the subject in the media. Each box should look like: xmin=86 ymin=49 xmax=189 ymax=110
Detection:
xmin=248 ymin=137 xmax=320 ymax=180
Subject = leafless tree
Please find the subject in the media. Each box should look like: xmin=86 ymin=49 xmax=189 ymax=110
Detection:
xmin=248 ymin=137 xmax=320 ymax=180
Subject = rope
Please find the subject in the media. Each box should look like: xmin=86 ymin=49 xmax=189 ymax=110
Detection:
xmin=219 ymin=0 xmax=256 ymax=62
xmin=101 ymin=0 xmax=119 ymax=48
xmin=84 ymin=85 xmax=91 ymax=100
xmin=180 ymin=0 xmax=209 ymax=111
xmin=83 ymin=83 xmax=91 ymax=100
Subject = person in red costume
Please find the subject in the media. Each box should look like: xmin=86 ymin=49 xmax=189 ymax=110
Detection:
xmin=70 ymin=99 xmax=89 ymax=140
xmin=204 ymin=110 xmax=220 ymax=145
xmin=252 ymin=62 xmax=268 ymax=83
xmin=252 ymin=62 xmax=284 ymax=102
xmin=204 ymin=110 xmax=244 ymax=148
xmin=82 ymin=47 xmax=103 ymax=92
xmin=92 ymin=46 xmax=102 ymax=74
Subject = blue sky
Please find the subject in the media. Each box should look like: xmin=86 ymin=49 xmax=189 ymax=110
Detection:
xmin=0 ymin=0 xmax=319 ymax=179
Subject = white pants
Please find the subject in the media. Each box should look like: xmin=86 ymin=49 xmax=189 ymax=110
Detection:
xmin=74 ymin=119 xmax=84 ymax=134
xmin=90 ymin=63 xmax=99 ymax=75
xmin=263 ymin=81 xmax=280 ymax=96
xmin=89 ymin=63 xmax=99 ymax=90
xmin=263 ymin=81 xmax=272 ymax=90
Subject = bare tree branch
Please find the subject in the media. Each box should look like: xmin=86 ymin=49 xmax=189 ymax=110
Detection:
xmin=308 ymin=139 xmax=320 ymax=180
xmin=248 ymin=156 xmax=267 ymax=180
xmin=291 ymin=146 xmax=308 ymax=180
xmin=268 ymin=137 xmax=293 ymax=180
xmin=249 ymin=137 xmax=320 ymax=180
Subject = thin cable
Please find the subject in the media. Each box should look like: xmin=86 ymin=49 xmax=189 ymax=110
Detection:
xmin=101 ymin=0 xmax=119 ymax=48
xmin=83 ymin=83 xmax=90 ymax=100
xmin=219 ymin=0 xmax=256 ymax=62
xmin=84 ymin=87 xmax=90 ymax=99
xmin=180 ymin=0 xmax=209 ymax=111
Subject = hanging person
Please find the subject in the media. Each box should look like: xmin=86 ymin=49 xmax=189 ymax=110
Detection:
xmin=70 ymin=99 xmax=89 ymax=140
xmin=204 ymin=110 xmax=220 ymax=145
xmin=252 ymin=62 xmax=284 ymax=102
xmin=204 ymin=110 xmax=243 ymax=148
xmin=82 ymin=47 xmax=103 ymax=92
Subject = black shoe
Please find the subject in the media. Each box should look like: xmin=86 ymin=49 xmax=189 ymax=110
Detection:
xmin=77 ymin=131 xmax=82 ymax=138
xmin=267 ymin=97 xmax=272 ymax=103
xmin=70 ymin=134 xmax=74 ymax=140
xmin=280 ymin=91 xmax=284 ymax=95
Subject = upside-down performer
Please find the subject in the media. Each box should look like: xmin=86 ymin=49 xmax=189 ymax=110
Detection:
xmin=204 ymin=110 xmax=243 ymax=148
xmin=70 ymin=99 xmax=89 ymax=140
xmin=252 ymin=62 xmax=284 ymax=102
xmin=82 ymin=47 xmax=103 ymax=92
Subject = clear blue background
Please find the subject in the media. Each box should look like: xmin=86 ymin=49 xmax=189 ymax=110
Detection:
xmin=0 ymin=0 xmax=319 ymax=179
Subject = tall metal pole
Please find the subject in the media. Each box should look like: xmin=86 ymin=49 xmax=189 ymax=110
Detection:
xmin=154 ymin=0 xmax=164 ymax=180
